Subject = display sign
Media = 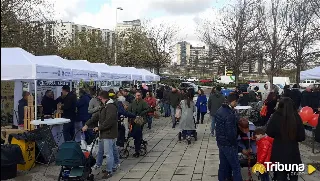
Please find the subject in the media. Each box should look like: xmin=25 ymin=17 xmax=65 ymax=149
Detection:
xmin=37 ymin=81 xmax=70 ymax=86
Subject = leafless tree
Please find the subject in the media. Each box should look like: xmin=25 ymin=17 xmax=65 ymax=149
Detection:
xmin=199 ymin=0 xmax=260 ymax=85
xmin=257 ymin=0 xmax=294 ymax=87
xmin=287 ymin=0 xmax=320 ymax=84
xmin=1 ymin=0 xmax=58 ymax=54
xmin=143 ymin=22 xmax=179 ymax=75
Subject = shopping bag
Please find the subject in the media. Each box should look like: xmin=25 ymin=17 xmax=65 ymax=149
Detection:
xmin=86 ymin=138 xmax=99 ymax=158
xmin=175 ymin=108 xmax=181 ymax=119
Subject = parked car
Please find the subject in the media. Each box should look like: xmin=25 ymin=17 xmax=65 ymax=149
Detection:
xmin=179 ymin=82 xmax=199 ymax=93
xmin=300 ymin=79 xmax=318 ymax=88
xmin=186 ymin=77 xmax=199 ymax=82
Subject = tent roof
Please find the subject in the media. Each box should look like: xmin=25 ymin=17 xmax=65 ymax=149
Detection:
xmin=1 ymin=48 xmax=64 ymax=81
xmin=300 ymin=66 xmax=320 ymax=80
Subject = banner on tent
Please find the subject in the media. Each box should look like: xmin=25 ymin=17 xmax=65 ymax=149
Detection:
xmin=132 ymin=75 xmax=143 ymax=81
xmin=101 ymin=73 xmax=113 ymax=80
xmin=112 ymin=74 xmax=131 ymax=81
xmin=145 ymin=75 xmax=154 ymax=81
xmin=37 ymin=81 xmax=70 ymax=86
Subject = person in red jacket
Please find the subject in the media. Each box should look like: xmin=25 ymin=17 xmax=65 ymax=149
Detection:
xmin=254 ymin=128 xmax=274 ymax=181
xmin=144 ymin=91 xmax=157 ymax=129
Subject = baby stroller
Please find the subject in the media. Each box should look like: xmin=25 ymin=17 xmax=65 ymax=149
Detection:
xmin=55 ymin=130 xmax=98 ymax=181
xmin=178 ymin=108 xmax=198 ymax=145
xmin=118 ymin=137 xmax=148 ymax=159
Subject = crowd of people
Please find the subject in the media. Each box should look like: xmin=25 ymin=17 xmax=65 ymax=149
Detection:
xmin=16 ymin=82 xmax=320 ymax=180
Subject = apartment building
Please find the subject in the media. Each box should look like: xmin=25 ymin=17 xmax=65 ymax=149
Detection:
xmin=173 ymin=41 xmax=191 ymax=66
xmin=189 ymin=46 xmax=209 ymax=66
xmin=116 ymin=19 xmax=141 ymax=33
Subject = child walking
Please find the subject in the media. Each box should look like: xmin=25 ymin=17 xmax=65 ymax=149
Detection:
xmin=254 ymin=128 xmax=274 ymax=181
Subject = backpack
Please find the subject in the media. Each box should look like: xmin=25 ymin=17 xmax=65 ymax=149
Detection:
xmin=260 ymin=101 xmax=267 ymax=117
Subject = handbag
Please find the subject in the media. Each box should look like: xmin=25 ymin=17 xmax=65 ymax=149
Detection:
xmin=175 ymin=108 xmax=181 ymax=119
xmin=260 ymin=101 xmax=267 ymax=117
xmin=134 ymin=117 xmax=145 ymax=126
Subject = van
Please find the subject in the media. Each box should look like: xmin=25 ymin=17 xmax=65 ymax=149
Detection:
xmin=299 ymin=80 xmax=318 ymax=88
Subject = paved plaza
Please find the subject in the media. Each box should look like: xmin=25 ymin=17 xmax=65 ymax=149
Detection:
xmin=11 ymin=116 xmax=320 ymax=181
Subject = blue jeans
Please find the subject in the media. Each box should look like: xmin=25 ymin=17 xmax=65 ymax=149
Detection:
xmin=164 ymin=103 xmax=171 ymax=117
xmin=146 ymin=116 xmax=153 ymax=129
xmin=260 ymin=173 xmax=269 ymax=181
xmin=103 ymin=139 xmax=120 ymax=172
xmin=211 ymin=116 xmax=215 ymax=135
xmin=170 ymin=106 xmax=176 ymax=127
xmin=218 ymin=146 xmax=242 ymax=181
xmin=96 ymin=139 xmax=104 ymax=166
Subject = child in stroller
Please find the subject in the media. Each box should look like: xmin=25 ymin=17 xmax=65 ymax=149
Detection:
xmin=177 ymin=92 xmax=197 ymax=145
xmin=55 ymin=130 xmax=99 ymax=181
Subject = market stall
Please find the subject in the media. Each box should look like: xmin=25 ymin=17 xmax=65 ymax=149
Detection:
xmin=300 ymin=66 xmax=320 ymax=80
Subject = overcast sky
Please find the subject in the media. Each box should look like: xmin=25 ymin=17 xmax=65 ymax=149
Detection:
xmin=49 ymin=0 xmax=229 ymax=46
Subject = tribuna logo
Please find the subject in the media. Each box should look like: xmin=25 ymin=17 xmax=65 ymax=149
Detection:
xmin=265 ymin=162 xmax=305 ymax=172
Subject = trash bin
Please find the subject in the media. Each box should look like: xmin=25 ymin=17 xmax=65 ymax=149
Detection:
xmin=1 ymin=144 xmax=25 ymax=180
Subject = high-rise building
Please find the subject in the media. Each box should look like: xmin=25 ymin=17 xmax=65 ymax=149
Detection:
xmin=189 ymin=46 xmax=209 ymax=66
xmin=43 ymin=21 xmax=115 ymax=47
xmin=174 ymin=41 xmax=191 ymax=66
xmin=116 ymin=19 xmax=141 ymax=33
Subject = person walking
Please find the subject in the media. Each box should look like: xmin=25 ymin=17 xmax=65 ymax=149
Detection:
xmin=179 ymin=91 xmax=196 ymax=144
xmin=208 ymin=86 xmax=225 ymax=136
xmin=168 ymin=86 xmax=181 ymax=128
xmin=163 ymin=86 xmax=171 ymax=117
xmin=144 ymin=91 xmax=157 ymax=129
xmin=195 ymin=89 xmax=207 ymax=124
xmin=59 ymin=85 xmax=77 ymax=142
xmin=41 ymin=90 xmax=56 ymax=117
xmin=266 ymin=97 xmax=305 ymax=181
xmin=82 ymin=91 xmax=119 ymax=179
xmin=18 ymin=91 xmax=30 ymax=129
xmin=128 ymin=91 xmax=150 ymax=158
xmin=289 ymin=84 xmax=301 ymax=109
xmin=260 ymin=92 xmax=278 ymax=126
xmin=215 ymin=94 xmax=242 ymax=181
xmin=75 ymin=89 xmax=91 ymax=142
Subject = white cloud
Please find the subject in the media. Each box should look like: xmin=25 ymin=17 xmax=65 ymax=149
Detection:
xmin=50 ymin=0 xmax=219 ymax=46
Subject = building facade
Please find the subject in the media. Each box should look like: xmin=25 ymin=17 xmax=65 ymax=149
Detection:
xmin=174 ymin=41 xmax=191 ymax=66
xmin=116 ymin=19 xmax=141 ymax=33
xmin=189 ymin=46 xmax=209 ymax=66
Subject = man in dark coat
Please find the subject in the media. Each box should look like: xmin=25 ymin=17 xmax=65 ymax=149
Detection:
xmin=18 ymin=91 xmax=30 ymax=127
xmin=76 ymin=89 xmax=92 ymax=142
xmin=215 ymin=94 xmax=242 ymax=181
xmin=59 ymin=85 xmax=77 ymax=141
xmin=208 ymin=86 xmax=225 ymax=136
xmin=163 ymin=86 xmax=171 ymax=117
xmin=168 ymin=86 xmax=181 ymax=128
xmin=41 ymin=90 xmax=56 ymax=117
xmin=289 ymin=84 xmax=301 ymax=109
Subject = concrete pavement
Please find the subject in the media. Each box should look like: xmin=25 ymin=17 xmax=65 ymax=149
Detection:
xmin=10 ymin=116 xmax=320 ymax=181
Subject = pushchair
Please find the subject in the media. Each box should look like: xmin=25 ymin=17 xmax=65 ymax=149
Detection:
xmin=118 ymin=137 xmax=148 ymax=159
xmin=55 ymin=130 xmax=99 ymax=181
xmin=178 ymin=108 xmax=198 ymax=145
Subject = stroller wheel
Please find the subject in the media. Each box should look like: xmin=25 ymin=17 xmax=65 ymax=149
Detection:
xmin=187 ymin=139 xmax=191 ymax=145
xmin=119 ymin=149 xmax=129 ymax=159
xmin=140 ymin=144 xmax=147 ymax=156
xmin=88 ymin=174 xmax=94 ymax=181
xmin=178 ymin=132 xmax=182 ymax=141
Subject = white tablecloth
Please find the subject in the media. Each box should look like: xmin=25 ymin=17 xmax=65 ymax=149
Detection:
xmin=30 ymin=118 xmax=71 ymax=146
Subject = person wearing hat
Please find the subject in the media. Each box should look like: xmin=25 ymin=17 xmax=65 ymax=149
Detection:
xmin=215 ymin=94 xmax=242 ymax=181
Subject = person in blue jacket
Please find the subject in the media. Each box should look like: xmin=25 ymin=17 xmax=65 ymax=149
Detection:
xmin=195 ymin=89 xmax=207 ymax=124
xmin=117 ymin=100 xmax=136 ymax=147
xmin=76 ymin=89 xmax=92 ymax=142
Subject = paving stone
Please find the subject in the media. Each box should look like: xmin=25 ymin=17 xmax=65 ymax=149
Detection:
xmin=171 ymin=174 xmax=192 ymax=181
xmin=140 ymin=157 xmax=159 ymax=163
xmin=202 ymin=175 xmax=219 ymax=181
xmin=192 ymin=173 xmax=202 ymax=180
xmin=179 ymin=159 xmax=196 ymax=167
xmin=152 ymin=171 xmax=174 ymax=179
xmin=122 ymin=170 xmax=147 ymax=179
xmin=174 ymin=166 xmax=194 ymax=175
xmin=131 ymin=163 xmax=153 ymax=170
xmin=146 ymin=151 xmax=163 ymax=157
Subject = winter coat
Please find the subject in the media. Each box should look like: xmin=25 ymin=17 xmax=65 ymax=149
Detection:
xmin=61 ymin=92 xmax=77 ymax=122
xmin=76 ymin=93 xmax=91 ymax=122
xmin=156 ymin=89 xmax=164 ymax=99
xmin=85 ymin=99 xmax=118 ymax=139
xmin=145 ymin=97 xmax=157 ymax=116
xmin=215 ymin=104 xmax=239 ymax=148
xmin=196 ymin=94 xmax=207 ymax=113
xmin=41 ymin=96 xmax=56 ymax=115
xmin=163 ymin=89 xmax=171 ymax=103
xmin=18 ymin=99 xmax=28 ymax=125
xmin=248 ymin=91 xmax=258 ymax=102
xmin=128 ymin=99 xmax=150 ymax=118
xmin=168 ymin=91 xmax=181 ymax=108
xmin=301 ymin=91 xmax=314 ymax=108
xmin=179 ymin=100 xmax=196 ymax=131
xmin=125 ymin=94 xmax=134 ymax=103
xmin=208 ymin=91 xmax=225 ymax=116
xmin=261 ymin=99 xmax=277 ymax=125
xmin=117 ymin=101 xmax=136 ymax=120
xmin=290 ymin=89 xmax=301 ymax=109
xmin=266 ymin=111 xmax=305 ymax=164
xmin=256 ymin=136 xmax=274 ymax=167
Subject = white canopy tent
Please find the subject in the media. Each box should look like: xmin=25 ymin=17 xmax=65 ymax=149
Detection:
xmin=70 ymin=60 xmax=99 ymax=81
xmin=137 ymin=69 xmax=158 ymax=81
xmin=300 ymin=66 xmax=320 ymax=80
xmin=91 ymin=63 xmax=113 ymax=80
xmin=1 ymin=48 xmax=66 ymax=81
xmin=120 ymin=67 xmax=144 ymax=81
xmin=33 ymin=55 xmax=72 ymax=80
xmin=108 ymin=66 xmax=132 ymax=81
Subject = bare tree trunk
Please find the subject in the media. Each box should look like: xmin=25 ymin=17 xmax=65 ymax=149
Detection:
xmin=295 ymin=59 xmax=301 ymax=85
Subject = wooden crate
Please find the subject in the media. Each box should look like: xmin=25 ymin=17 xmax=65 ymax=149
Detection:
xmin=23 ymin=106 xmax=35 ymax=131
xmin=27 ymin=95 xmax=33 ymax=106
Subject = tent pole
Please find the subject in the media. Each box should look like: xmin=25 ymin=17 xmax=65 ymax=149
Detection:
xmin=34 ymin=79 xmax=37 ymax=120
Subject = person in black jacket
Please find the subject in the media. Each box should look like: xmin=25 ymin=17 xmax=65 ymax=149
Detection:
xmin=266 ymin=97 xmax=305 ymax=181
xmin=59 ymin=85 xmax=77 ymax=141
xmin=215 ymin=94 xmax=242 ymax=181
xmin=41 ymin=90 xmax=56 ymax=117
xmin=261 ymin=92 xmax=278 ymax=126
xmin=289 ymin=84 xmax=301 ymax=109
xmin=18 ymin=91 xmax=30 ymax=127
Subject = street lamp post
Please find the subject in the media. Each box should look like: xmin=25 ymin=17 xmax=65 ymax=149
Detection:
xmin=114 ymin=7 xmax=123 ymax=65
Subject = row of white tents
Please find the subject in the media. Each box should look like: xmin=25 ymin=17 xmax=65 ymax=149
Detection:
xmin=1 ymin=48 xmax=160 ymax=82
